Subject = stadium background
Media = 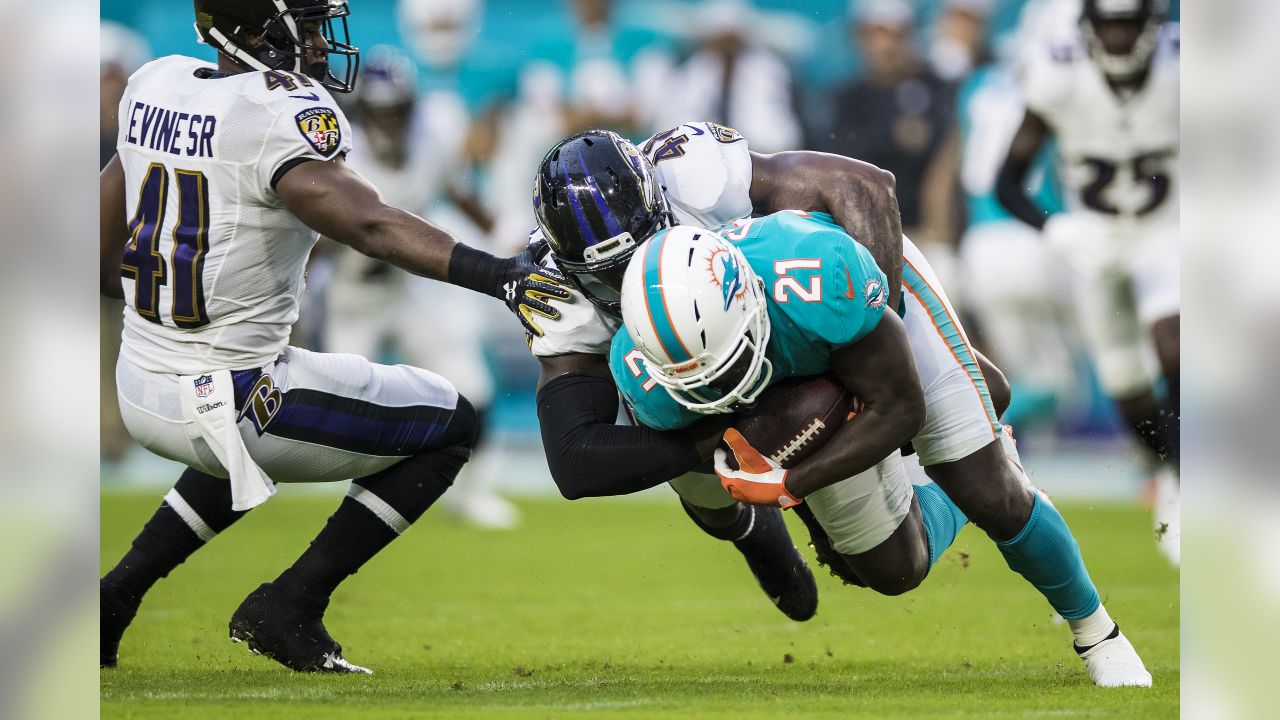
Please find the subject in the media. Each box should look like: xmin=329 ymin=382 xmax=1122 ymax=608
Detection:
xmin=100 ymin=0 xmax=1178 ymax=502
xmin=95 ymin=2 xmax=1182 ymax=716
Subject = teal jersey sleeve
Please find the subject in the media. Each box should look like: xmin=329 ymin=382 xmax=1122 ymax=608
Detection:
xmin=747 ymin=212 xmax=889 ymax=351
xmin=608 ymin=329 xmax=701 ymax=432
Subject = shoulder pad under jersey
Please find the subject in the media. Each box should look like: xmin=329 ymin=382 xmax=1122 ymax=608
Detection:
xmin=643 ymin=121 xmax=753 ymax=229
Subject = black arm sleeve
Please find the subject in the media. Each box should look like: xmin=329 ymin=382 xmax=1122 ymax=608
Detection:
xmin=536 ymin=373 xmax=702 ymax=500
xmin=995 ymin=152 xmax=1051 ymax=231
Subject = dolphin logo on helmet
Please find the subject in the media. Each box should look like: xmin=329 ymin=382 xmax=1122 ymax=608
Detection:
xmin=620 ymin=226 xmax=773 ymax=415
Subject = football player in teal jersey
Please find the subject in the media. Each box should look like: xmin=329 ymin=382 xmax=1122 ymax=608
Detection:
xmin=616 ymin=212 xmax=1150 ymax=687
xmin=611 ymin=216 xmax=966 ymax=596
xmin=535 ymin=127 xmax=1150 ymax=686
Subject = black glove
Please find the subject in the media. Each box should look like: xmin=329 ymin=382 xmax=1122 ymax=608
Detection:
xmin=448 ymin=240 xmax=573 ymax=337
xmin=500 ymin=240 xmax=573 ymax=338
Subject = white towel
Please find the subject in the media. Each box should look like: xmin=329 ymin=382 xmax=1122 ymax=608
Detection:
xmin=179 ymin=369 xmax=276 ymax=511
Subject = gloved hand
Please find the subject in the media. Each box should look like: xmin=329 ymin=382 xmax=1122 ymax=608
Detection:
xmin=498 ymin=239 xmax=573 ymax=338
xmin=713 ymin=428 xmax=802 ymax=508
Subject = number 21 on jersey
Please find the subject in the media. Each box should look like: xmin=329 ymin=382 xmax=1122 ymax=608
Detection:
xmin=121 ymin=162 xmax=211 ymax=328
xmin=721 ymin=218 xmax=824 ymax=304
xmin=624 ymin=348 xmax=659 ymax=392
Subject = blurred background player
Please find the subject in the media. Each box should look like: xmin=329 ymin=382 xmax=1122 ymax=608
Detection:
xmin=656 ymin=0 xmax=804 ymax=152
xmin=827 ymin=0 xmax=959 ymax=259
xmin=953 ymin=7 xmax=1082 ymax=433
xmin=996 ymin=0 xmax=1180 ymax=563
xmin=323 ymin=45 xmax=519 ymax=529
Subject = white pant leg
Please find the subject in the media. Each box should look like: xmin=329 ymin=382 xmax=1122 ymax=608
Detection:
xmin=666 ymin=456 xmax=913 ymax=557
xmin=902 ymin=238 xmax=1003 ymax=466
xmin=1070 ymin=265 xmax=1155 ymax=397
xmin=116 ymin=355 xmax=227 ymax=478
xmin=959 ymin=221 xmax=1079 ymax=391
xmin=394 ymin=275 xmax=495 ymax=407
xmin=1129 ymin=219 xmax=1180 ymax=326
xmin=117 ymin=347 xmax=461 ymax=484
xmin=805 ymin=453 xmax=914 ymax=555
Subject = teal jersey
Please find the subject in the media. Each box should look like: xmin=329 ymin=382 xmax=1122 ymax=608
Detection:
xmin=610 ymin=211 xmax=888 ymax=431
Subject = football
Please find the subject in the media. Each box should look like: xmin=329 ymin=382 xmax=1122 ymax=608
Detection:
xmin=726 ymin=373 xmax=855 ymax=469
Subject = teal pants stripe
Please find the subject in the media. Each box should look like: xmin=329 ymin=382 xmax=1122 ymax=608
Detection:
xmin=902 ymin=262 xmax=1000 ymax=434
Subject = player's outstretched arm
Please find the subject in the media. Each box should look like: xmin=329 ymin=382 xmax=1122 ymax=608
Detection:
xmin=995 ymin=110 xmax=1052 ymax=231
xmin=276 ymin=157 xmax=570 ymax=336
xmin=749 ymin=151 xmax=904 ymax=309
xmin=536 ymin=353 xmax=725 ymax=499
xmin=100 ymin=154 xmax=128 ymax=299
xmin=784 ymin=311 xmax=926 ymax=499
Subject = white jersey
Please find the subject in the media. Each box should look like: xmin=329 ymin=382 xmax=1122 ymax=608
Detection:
xmin=115 ymin=55 xmax=353 ymax=375
xmin=1022 ymin=24 xmax=1179 ymax=221
xmin=528 ymin=121 xmax=753 ymax=358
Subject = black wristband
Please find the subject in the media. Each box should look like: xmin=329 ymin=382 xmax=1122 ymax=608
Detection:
xmin=447 ymin=243 xmax=505 ymax=300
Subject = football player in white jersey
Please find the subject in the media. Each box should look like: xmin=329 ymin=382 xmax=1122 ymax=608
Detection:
xmin=530 ymin=124 xmax=1151 ymax=686
xmin=997 ymin=0 xmax=1179 ymax=478
xmin=99 ymin=0 xmax=569 ymax=674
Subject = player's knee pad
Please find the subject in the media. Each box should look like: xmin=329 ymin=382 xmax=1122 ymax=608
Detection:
xmin=354 ymin=451 xmax=460 ymax=524
xmin=438 ymin=394 xmax=481 ymax=454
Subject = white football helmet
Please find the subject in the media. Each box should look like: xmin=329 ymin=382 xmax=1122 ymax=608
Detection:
xmin=620 ymin=225 xmax=772 ymax=414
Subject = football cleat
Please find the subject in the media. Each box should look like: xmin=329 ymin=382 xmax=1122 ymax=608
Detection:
xmin=228 ymin=582 xmax=371 ymax=674
xmin=791 ymin=504 xmax=866 ymax=588
xmin=1075 ymin=624 xmax=1153 ymax=687
xmin=731 ymin=505 xmax=819 ymax=621
xmin=100 ymin=580 xmax=141 ymax=668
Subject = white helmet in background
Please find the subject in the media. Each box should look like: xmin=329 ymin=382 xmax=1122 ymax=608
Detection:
xmin=620 ymin=226 xmax=772 ymax=415
xmin=398 ymin=0 xmax=480 ymax=69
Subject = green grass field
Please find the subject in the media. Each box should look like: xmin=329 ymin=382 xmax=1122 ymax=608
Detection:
xmin=100 ymin=490 xmax=1178 ymax=719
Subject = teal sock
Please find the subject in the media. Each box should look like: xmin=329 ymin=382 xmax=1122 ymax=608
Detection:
xmin=914 ymin=482 xmax=968 ymax=567
xmin=996 ymin=493 xmax=1100 ymax=620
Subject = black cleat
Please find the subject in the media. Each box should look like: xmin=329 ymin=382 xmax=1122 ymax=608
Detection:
xmin=792 ymin=503 xmax=866 ymax=588
xmin=730 ymin=506 xmax=819 ymax=621
xmin=228 ymin=583 xmax=371 ymax=674
xmin=100 ymin=580 xmax=141 ymax=668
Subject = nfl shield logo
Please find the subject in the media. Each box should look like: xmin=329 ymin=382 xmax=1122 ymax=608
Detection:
xmin=194 ymin=374 xmax=214 ymax=398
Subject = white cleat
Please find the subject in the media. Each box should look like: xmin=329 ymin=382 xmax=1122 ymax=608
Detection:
xmin=1075 ymin=625 xmax=1152 ymax=687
